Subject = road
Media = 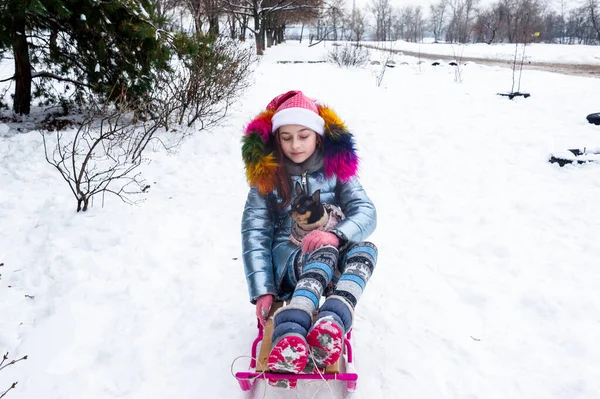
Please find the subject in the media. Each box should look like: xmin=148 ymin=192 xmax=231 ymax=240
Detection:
xmin=362 ymin=44 xmax=600 ymax=78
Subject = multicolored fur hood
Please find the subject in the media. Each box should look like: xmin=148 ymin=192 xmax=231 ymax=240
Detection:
xmin=241 ymin=104 xmax=359 ymax=195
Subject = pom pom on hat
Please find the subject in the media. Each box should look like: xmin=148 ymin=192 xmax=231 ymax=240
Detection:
xmin=268 ymin=91 xmax=325 ymax=135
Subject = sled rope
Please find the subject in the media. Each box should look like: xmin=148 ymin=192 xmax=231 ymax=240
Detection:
xmin=230 ymin=355 xmax=268 ymax=399
xmin=308 ymin=354 xmax=336 ymax=399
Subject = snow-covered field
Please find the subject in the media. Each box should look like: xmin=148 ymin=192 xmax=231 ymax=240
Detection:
xmin=1 ymin=41 xmax=600 ymax=399
xmin=366 ymin=40 xmax=600 ymax=65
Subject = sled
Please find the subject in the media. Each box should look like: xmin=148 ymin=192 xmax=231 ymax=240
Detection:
xmin=234 ymin=301 xmax=359 ymax=392
xmin=497 ymin=92 xmax=530 ymax=99
xmin=586 ymin=113 xmax=600 ymax=126
xmin=549 ymin=148 xmax=600 ymax=167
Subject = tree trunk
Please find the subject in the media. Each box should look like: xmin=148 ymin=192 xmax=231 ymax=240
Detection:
xmin=228 ymin=14 xmax=236 ymax=39
xmin=253 ymin=3 xmax=263 ymax=55
xmin=591 ymin=0 xmax=600 ymax=42
xmin=258 ymin=15 xmax=267 ymax=54
xmin=240 ymin=15 xmax=248 ymax=40
xmin=266 ymin=14 xmax=274 ymax=47
xmin=194 ymin=15 xmax=202 ymax=33
xmin=300 ymin=23 xmax=304 ymax=43
xmin=50 ymin=28 xmax=59 ymax=60
xmin=208 ymin=15 xmax=219 ymax=36
xmin=333 ymin=20 xmax=338 ymax=40
xmin=192 ymin=6 xmax=203 ymax=34
xmin=486 ymin=28 xmax=496 ymax=44
xmin=12 ymin=15 xmax=31 ymax=115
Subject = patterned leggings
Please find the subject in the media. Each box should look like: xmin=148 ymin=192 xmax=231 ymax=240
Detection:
xmin=285 ymin=241 xmax=378 ymax=319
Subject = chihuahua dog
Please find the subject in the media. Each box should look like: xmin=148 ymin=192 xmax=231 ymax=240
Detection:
xmin=289 ymin=182 xmax=345 ymax=247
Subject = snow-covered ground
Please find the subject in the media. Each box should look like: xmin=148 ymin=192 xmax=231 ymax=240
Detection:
xmin=1 ymin=41 xmax=600 ymax=399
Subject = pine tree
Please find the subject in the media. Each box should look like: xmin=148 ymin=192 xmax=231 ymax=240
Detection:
xmin=0 ymin=0 xmax=171 ymax=115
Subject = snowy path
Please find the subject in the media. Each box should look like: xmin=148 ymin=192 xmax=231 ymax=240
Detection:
xmin=363 ymin=43 xmax=600 ymax=78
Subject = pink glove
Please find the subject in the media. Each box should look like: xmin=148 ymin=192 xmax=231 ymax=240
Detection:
xmin=302 ymin=231 xmax=340 ymax=254
xmin=255 ymin=294 xmax=274 ymax=326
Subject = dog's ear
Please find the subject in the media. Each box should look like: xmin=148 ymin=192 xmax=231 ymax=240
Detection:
xmin=311 ymin=189 xmax=321 ymax=204
xmin=295 ymin=181 xmax=303 ymax=195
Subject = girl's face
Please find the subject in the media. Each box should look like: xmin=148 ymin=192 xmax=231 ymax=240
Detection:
xmin=278 ymin=124 xmax=318 ymax=164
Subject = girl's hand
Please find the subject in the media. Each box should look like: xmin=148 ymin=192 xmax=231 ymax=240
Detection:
xmin=302 ymin=231 xmax=340 ymax=254
xmin=256 ymin=294 xmax=274 ymax=326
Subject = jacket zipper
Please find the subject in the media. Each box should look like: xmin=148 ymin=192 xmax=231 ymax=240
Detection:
xmin=301 ymin=172 xmax=308 ymax=193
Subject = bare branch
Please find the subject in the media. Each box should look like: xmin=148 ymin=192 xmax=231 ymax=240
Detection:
xmin=0 ymin=383 xmax=18 ymax=399
xmin=0 ymin=352 xmax=28 ymax=399
xmin=0 ymin=354 xmax=27 ymax=372
xmin=31 ymin=72 xmax=95 ymax=89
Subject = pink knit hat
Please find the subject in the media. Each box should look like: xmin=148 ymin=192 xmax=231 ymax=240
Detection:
xmin=267 ymin=91 xmax=325 ymax=135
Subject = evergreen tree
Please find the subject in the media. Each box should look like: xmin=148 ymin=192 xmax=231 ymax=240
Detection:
xmin=0 ymin=0 xmax=171 ymax=115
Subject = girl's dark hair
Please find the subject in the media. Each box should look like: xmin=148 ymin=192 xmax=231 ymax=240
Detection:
xmin=274 ymin=131 xmax=293 ymax=209
xmin=274 ymin=130 xmax=323 ymax=209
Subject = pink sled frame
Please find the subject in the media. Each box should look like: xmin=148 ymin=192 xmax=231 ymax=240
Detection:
xmin=235 ymin=319 xmax=358 ymax=392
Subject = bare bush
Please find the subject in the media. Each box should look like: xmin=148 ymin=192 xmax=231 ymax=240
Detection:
xmin=151 ymin=36 xmax=255 ymax=130
xmin=326 ymin=43 xmax=370 ymax=67
xmin=1 ymin=352 xmax=28 ymax=399
xmin=42 ymin=92 xmax=162 ymax=212
xmin=451 ymin=44 xmax=466 ymax=82
xmin=41 ymin=34 xmax=255 ymax=213
xmin=373 ymin=41 xmax=397 ymax=87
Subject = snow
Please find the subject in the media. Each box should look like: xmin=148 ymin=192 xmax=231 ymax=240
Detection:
xmin=368 ymin=40 xmax=600 ymax=65
xmin=2 ymin=41 xmax=600 ymax=399
xmin=282 ymin=346 xmax=306 ymax=360
xmin=138 ymin=4 xmax=150 ymax=19
xmin=317 ymin=318 xmax=340 ymax=337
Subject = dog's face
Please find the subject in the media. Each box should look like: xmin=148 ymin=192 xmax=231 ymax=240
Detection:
xmin=289 ymin=182 xmax=323 ymax=226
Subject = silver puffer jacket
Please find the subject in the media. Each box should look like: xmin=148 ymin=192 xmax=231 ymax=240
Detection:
xmin=241 ymin=171 xmax=376 ymax=303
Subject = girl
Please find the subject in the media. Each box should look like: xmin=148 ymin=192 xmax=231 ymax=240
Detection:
xmin=241 ymin=90 xmax=378 ymax=374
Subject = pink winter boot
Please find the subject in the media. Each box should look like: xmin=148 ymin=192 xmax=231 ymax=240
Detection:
xmin=267 ymin=306 xmax=312 ymax=374
xmin=306 ymin=316 xmax=345 ymax=367
xmin=306 ymin=296 xmax=353 ymax=367
xmin=267 ymin=334 xmax=309 ymax=374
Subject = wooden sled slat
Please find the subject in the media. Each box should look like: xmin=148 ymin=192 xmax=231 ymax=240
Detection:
xmin=256 ymin=301 xmax=283 ymax=372
xmin=326 ymin=357 xmax=341 ymax=374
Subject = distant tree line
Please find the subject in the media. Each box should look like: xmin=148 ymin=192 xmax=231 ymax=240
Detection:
xmin=161 ymin=0 xmax=323 ymax=55
xmin=299 ymin=0 xmax=600 ymax=45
